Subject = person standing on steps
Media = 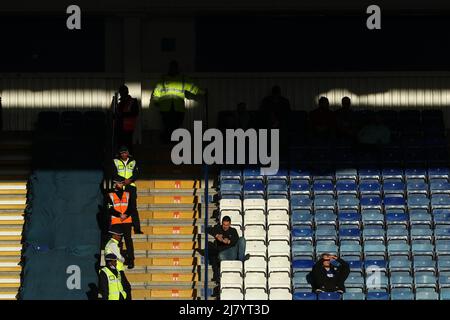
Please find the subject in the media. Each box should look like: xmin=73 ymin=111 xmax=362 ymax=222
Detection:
xmin=116 ymin=84 xmax=139 ymax=154
xmin=112 ymin=145 xmax=143 ymax=235
xmin=98 ymin=253 xmax=132 ymax=300
xmin=104 ymin=225 xmax=126 ymax=272
xmin=107 ymin=181 xmax=136 ymax=269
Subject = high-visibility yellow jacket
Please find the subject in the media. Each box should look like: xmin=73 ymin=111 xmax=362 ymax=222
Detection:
xmin=152 ymin=75 xmax=203 ymax=112
xmin=104 ymin=238 xmax=125 ymax=272
xmin=99 ymin=266 xmax=127 ymax=300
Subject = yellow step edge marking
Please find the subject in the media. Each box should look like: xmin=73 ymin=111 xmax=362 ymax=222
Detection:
xmin=149 ymin=257 xmax=198 ymax=266
xmin=150 ymin=289 xmax=195 ymax=298
xmin=154 ymin=180 xmax=201 ymax=189
xmin=150 ymin=242 xmax=198 ymax=250
xmin=0 ymin=205 xmax=26 ymax=210
xmin=150 ymin=211 xmax=199 ymax=220
xmin=151 ymin=273 xmax=198 ymax=282
xmin=0 ymin=190 xmax=27 ymax=195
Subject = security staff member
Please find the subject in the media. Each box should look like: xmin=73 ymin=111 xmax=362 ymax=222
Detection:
xmin=98 ymin=254 xmax=131 ymax=300
xmin=152 ymin=60 xmax=205 ymax=143
xmin=112 ymin=146 xmax=142 ymax=235
xmin=107 ymin=181 xmax=136 ymax=269
xmin=105 ymin=226 xmax=126 ymax=272
xmin=116 ymin=85 xmax=139 ymax=153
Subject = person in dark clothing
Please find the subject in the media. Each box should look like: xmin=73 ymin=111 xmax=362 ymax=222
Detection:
xmin=259 ymin=85 xmax=291 ymax=130
xmin=309 ymin=96 xmax=336 ymax=143
xmin=112 ymin=146 xmax=142 ymax=235
xmin=311 ymin=253 xmax=350 ymax=293
xmin=98 ymin=254 xmax=131 ymax=300
xmin=116 ymin=85 xmax=139 ymax=153
xmin=335 ymin=96 xmax=356 ymax=143
xmin=207 ymin=216 xmax=249 ymax=282
xmin=107 ymin=182 xmax=136 ymax=269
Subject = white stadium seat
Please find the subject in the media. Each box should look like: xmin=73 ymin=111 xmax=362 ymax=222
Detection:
xmin=244 ymin=272 xmax=267 ymax=289
xmin=220 ymin=260 xmax=243 ymax=274
xmin=269 ymin=288 xmax=292 ymax=300
xmin=244 ymin=225 xmax=267 ymax=242
xmin=268 ymin=225 xmax=290 ymax=242
xmin=221 ymin=288 xmax=244 ymax=300
xmin=244 ymin=256 xmax=267 ymax=275
xmin=268 ymin=256 xmax=291 ymax=275
xmin=267 ymin=209 xmax=289 ymax=227
xmin=246 ymin=240 xmax=268 ymax=258
xmin=268 ymin=240 xmax=291 ymax=258
xmin=220 ymin=272 xmax=243 ymax=290
xmin=267 ymin=198 xmax=289 ymax=211
xmin=245 ymin=288 xmax=269 ymax=300
xmin=268 ymin=272 xmax=292 ymax=290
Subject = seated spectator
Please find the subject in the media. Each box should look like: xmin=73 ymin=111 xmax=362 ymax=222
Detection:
xmin=259 ymin=85 xmax=291 ymax=130
xmin=357 ymin=114 xmax=391 ymax=146
xmin=335 ymin=96 xmax=356 ymax=142
xmin=311 ymin=253 xmax=350 ymax=293
xmin=207 ymin=216 xmax=249 ymax=282
xmin=309 ymin=96 xmax=336 ymax=142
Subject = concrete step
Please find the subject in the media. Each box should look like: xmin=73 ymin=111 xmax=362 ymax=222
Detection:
xmin=139 ymin=210 xmax=200 ymax=221
xmin=0 ymin=274 xmax=20 ymax=288
xmin=128 ymin=272 xmax=199 ymax=284
xmin=138 ymin=195 xmax=199 ymax=205
xmin=134 ymin=241 xmax=199 ymax=251
xmin=136 ymin=180 xmax=201 ymax=190
xmin=140 ymin=226 xmax=198 ymax=236
xmin=132 ymin=288 xmax=197 ymax=299
xmin=135 ymin=257 xmax=199 ymax=267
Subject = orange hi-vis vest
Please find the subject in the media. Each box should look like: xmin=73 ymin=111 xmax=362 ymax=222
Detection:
xmin=109 ymin=192 xmax=132 ymax=225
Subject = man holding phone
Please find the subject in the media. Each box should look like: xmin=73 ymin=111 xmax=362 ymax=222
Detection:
xmin=311 ymin=253 xmax=350 ymax=293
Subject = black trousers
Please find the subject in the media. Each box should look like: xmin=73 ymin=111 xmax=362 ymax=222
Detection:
xmin=117 ymin=223 xmax=135 ymax=262
xmin=124 ymin=185 xmax=141 ymax=232
xmin=160 ymin=111 xmax=185 ymax=143
xmin=207 ymin=242 xmax=222 ymax=280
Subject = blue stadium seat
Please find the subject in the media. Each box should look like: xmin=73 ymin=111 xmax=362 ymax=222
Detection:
xmin=366 ymin=292 xmax=389 ymax=300
xmin=406 ymin=179 xmax=428 ymax=195
xmin=292 ymin=227 xmax=313 ymax=242
xmin=438 ymin=256 xmax=450 ymax=272
xmin=267 ymin=181 xmax=288 ymax=198
xmin=382 ymin=168 xmax=404 ymax=180
xmin=345 ymin=272 xmax=364 ymax=288
xmin=290 ymin=169 xmax=311 ymax=181
xmin=385 ymin=212 xmax=409 ymax=226
xmin=432 ymin=194 xmax=450 ymax=208
xmin=292 ymin=259 xmax=315 ymax=272
xmin=435 ymin=240 xmax=450 ymax=256
xmin=337 ymin=195 xmax=359 ymax=211
xmin=415 ymin=271 xmax=437 ymax=288
xmin=335 ymin=168 xmax=358 ymax=181
xmin=387 ymin=243 xmax=410 ymax=257
xmin=243 ymin=168 xmax=264 ymax=182
xmin=291 ymin=195 xmax=313 ymax=210
xmin=435 ymin=227 xmax=450 ymax=240
xmin=311 ymin=168 xmax=334 ymax=181
xmin=413 ymin=256 xmax=436 ymax=272
xmin=336 ymin=180 xmax=358 ymax=195
xmin=220 ymin=169 xmax=241 ymax=182
xmin=408 ymin=194 xmax=430 ymax=210
xmin=433 ymin=209 xmax=450 ymax=225
xmin=430 ymin=181 xmax=450 ymax=195
xmin=389 ymin=256 xmax=411 ymax=271
xmin=293 ymin=292 xmax=317 ymax=300
xmin=339 ymin=227 xmax=361 ymax=240
xmin=315 ymin=225 xmax=337 ymax=241
xmin=293 ymin=272 xmax=310 ymax=288
xmin=415 ymin=288 xmax=439 ymax=300
xmin=291 ymin=210 xmax=313 ymax=226
xmin=243 ymin=180 xmax=265 ymax=198
xmin=405 ymin=168 xmax=427 ymax=181
xmin=365 ymin=259 xmax=387 ymax=271
xmin=391 ymin=288 xmax=414 ymax=300
xmin=361 ymin=209 xmax=384 ymax=226
xmin=348 ymin=259 xmax=363 ymax=271
xmin=318 ymin=292 xmax=341 ymax=300
xmin=438 ymin=271 xmax=450 ymax=288
xmin=411 ymin=242 xmax=434 ymax=257
xmin=266 ymin=169 xmax=288 ymax=182
xmin=290 ymin=181 xmax=311 ymax=195
xmin=313 ymin=181 xmax=334 ymax=195
xmin=383 ymin=180 xmax=405 ymax=195
xmin=359 ymin=168 xmax=381 ymax=181
xmin=343 ymin=292 xmax=365 ymax=300
xmin=359 ymin=180 xmax=381 ymax=195
xmin=440 ymin=288 xmax=450 ymax=300
xmin=314 ymin=196 xmax=336 ymax=211
xmin=428 ymin=167 xmax=450 ymax=180
xmin=410 ymin=210 xmax=432 ymax=226
xmin=292 ymin=242 xmax=314 ymax=258
xmin=363 ymin=225 xmax=385 ymax=241
xmin=390 ymin=271 xmax=413 ymax=288
xmin=384 ymin=195 xmax=406 ymax=211
xmin=364 ymin=242 xmax=386 ymax=260
xmin=316 ymin=241 xmax=338 ymax=256
xmin=386 ymin=225 xmax=409 ymax=241
xmin=340 ymin=243 xmax=362 ymax=259
xmin=220 ymin=182 xmax=242 ymax=196
xmin=361 ymin=195 xmax=382 ymax=210
xmin=410 ymin=225 xmax=433 ymax=241
xmin=338 ymin=211 xmax=361 ymax=225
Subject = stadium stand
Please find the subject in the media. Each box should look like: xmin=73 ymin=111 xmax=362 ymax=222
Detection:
xmin=217 ymin=109 xmax=450 ymax=300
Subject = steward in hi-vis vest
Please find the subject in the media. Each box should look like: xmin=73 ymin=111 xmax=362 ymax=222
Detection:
xmin=98 ymin=254 xmax=131 ymax=300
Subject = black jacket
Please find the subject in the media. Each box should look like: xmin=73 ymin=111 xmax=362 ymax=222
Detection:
xmin=207 ymin=224 xmax=239 ymax=251
xmin=310 ymin=258 xmax=350 ymax=292
xmin=112 ymin=156 xmax=139 ymax=183
xmin=98 ymin=266 xmax=132 ymax=300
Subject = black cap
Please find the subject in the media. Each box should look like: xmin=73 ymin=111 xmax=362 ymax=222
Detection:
xmin=109 ymin=225 xmax=123 ymax=236
xmin=105 ymin=253 xmax=118 ymax=261
xmin=118 ymin=146 xmax=129 ymax=153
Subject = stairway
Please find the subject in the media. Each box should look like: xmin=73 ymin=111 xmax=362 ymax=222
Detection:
xmin=127 ymin=179 xmax=203 ymax=300
xmin=0 ymin=133 xmax=32 ymax=300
